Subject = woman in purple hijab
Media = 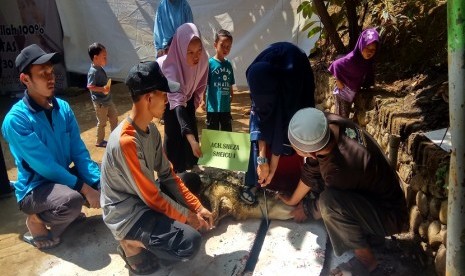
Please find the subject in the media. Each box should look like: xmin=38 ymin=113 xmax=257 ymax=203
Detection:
xmin=328 ymin=28 xmax=379 ymax=118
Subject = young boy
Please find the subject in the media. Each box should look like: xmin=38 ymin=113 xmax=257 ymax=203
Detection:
xmin=205 ymin=29 xmax=235 ymax=131
xmin=87 ymin=42 xmax=118 ymax=147
xmin=100 ymin=61 xmax=213 ymax=274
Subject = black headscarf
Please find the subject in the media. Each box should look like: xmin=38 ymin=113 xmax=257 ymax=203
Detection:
xmin=246 ymin=42 xmax=315 ymax=155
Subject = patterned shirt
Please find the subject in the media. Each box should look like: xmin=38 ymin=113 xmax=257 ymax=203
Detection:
xmin=206 ymin=57 xmax=235 ymax=113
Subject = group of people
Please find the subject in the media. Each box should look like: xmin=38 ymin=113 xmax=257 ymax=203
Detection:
xmin=1 ymin=1 xmax=407 ymax=273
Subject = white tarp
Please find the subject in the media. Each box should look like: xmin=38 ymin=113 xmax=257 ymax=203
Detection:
xmin=0 ymin=0 xmax=67 ymax=94
xmin=56 ymin=0 xmax=317 ymax=87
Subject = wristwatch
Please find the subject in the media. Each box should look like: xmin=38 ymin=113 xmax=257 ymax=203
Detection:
xmin=257 ymin=156 xmax=268 ymax=165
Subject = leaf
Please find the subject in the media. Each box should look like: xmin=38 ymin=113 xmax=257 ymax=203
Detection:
xmin=298 ymin=1 xmax=311 ymax=15
xmin=302 ymin=21 xmax=318 ymax=32
xmin=307 ymin=26 xmax=323 ymax=38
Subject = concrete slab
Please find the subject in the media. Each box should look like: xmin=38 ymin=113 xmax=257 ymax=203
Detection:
xmin=424 ymin=127 xmax=451 ymax=152
xmin=167 ymin=218 xmax=261 ymax=276
xmin=254 ymin=220 xmax=328 ymax=275
xmin=0 ymin=193 xmax=261 ymax=276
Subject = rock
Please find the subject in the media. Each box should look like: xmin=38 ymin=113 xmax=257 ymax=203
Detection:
xmin=398 ymin=163 xmax=413 ymax=184
xmin=418 ymin=221 xmax=428 ymax=240
xmin=429 ymin=197 xmax=441 ymax=220
xmin=410 ymin=174 xmax=424 ymax=193
xmin=381 ymin=133 xmax=389 ymax=150
xmin=440 ymin=225 xmax=447 ymax=245
xmin=401 ymin=180 xmax=415 ymax=208
xmin=416 ymin=191 xmax=429 ymax=217
xmin=427 ymin=220 xmax=442 ymax=250
xmin=439 ymin=200 xmax=447 ymax=224
xmin=435 ymin=244 xmax=446 ymax=276
xmin=409 ymin=205 xmax=422 ymax=233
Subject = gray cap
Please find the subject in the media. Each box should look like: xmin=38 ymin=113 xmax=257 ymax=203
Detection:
xmin=288 ymin=108 xmax=330 ymax=153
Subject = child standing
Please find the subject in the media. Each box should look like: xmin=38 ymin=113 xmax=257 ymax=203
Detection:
xmin=329 ymin=28 xmax=379 ymax=118
xmin=205 ymin=29 xmax=235 ymax=131
xmin=87 ymin=42 xmax=118 ymax=147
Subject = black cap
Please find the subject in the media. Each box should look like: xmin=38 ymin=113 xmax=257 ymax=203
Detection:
xmin=125 ymin=61 xmax=180 ymax=96
xmin=15 ymin=44 xmax=61 ymax=73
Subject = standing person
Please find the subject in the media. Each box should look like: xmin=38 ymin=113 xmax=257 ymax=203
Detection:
xmin=2 ymin=44 xmax=101 ymax=250
xmin=154 ymin=0 xmax=193 ymax=58
xmin=281 ymin=107 xmax=408 ymax=275
xmin=241 ymin=42 xmax=315 ymax=205
xmin=0 ymin=143 xmax=13 ymax=196
xmin=205 ymin=29 xmax=235 ymax=131
xmin=157 ymin=23 xmax=208 ymax=173
xmin=329 ymin=28 xmax=379 ymax=118
xmin=87 ymin=42 xmax=118 ymax=148
xmin=100 ymin=61 xmax=213 ymax=275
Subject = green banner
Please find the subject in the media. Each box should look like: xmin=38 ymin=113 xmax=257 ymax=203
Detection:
xmin=198 ymin=129 xmax=250 ymax=171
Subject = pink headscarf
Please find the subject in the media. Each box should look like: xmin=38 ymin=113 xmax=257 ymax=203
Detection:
xmin=157 ymin=23 xmax=208 ymax=110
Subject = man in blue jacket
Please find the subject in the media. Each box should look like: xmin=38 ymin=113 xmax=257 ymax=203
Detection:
xmin=2 ymin=44 xmax=101 ymax=250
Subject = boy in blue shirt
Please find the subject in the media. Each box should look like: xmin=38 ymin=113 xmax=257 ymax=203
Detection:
xmin=87 ymin=42 xmax=118 ymax=147
xmin=205 ymin=29 xmax=235 ymax=131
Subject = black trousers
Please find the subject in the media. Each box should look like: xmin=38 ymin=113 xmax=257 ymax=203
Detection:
xmin=125 ymin=172 xmax=202 ymax=262
xmin=319 ymin=188 xmax=408 ymax=256
xmin=206 ymin=112 xmax=232 ymax=132
xmin=163 ymin=98 xmax=199 ymax=173
xmin=0 ymin=143 xmax=12 ymax=195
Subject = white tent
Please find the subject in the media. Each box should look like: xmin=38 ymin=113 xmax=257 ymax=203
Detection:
xmin=0 ymin=0 xmax=317 ymax=92
xmin=56 ymin=0 xmax=317 ymax=87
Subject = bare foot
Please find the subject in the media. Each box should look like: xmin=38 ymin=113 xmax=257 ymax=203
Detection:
xmin=25 ymin=214 xmax=60 ymax=249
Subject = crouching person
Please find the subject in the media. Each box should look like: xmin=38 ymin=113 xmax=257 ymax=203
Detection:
xmin=2 ymin=44 xmax=101 ymax=250
xmin=100 ymin=61 xmax=213 ymax=274
xmin=280 ymin=108 xmax=408 ymax=276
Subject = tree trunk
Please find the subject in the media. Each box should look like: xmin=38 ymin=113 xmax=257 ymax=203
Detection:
xmin=345 ymin=0 xmax=361 ymax=50
xmin=313 ymin=0 xmax=346 ymax=55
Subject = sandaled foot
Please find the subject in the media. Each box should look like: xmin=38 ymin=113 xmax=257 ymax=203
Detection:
xmin=117 ymin=245 xmax=159 ymax=275
xmin=330 ymin=257 xmax=377 ymax=276
xmin=23 ymin=231 xmax=61 ymax=249
xmin=240 ymin=187 xmax=257 ymax=205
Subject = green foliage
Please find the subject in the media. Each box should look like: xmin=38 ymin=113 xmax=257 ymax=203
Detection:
xmin=435 ymin=163 xmax=449 ymax=190
xmin=298 ymin=0 xmax=347 ymax=38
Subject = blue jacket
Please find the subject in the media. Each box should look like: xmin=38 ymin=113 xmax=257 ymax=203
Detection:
xmin=154 ymin=0 xmax=193 ymax=52
xmin=1 ymin=92 xmax=100 ymax=202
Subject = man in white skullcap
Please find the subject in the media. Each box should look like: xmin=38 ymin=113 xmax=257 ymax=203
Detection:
xmin=279 ymin=107 xmax=408 ymax=276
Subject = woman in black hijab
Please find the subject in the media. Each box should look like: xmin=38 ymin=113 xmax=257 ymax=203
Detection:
xmin=242 ymin=42 xmax=315 ymax=204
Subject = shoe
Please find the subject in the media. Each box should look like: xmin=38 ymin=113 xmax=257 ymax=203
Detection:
xmin=240 ymin=187 xmax=257 ymax=205
xmin=23 ymin=231 xmax=61 ymax=250
xmin=117 ymin=245 xmax=159 ymax=275
xmin=95 ymin=140 xmax=107 ymax=148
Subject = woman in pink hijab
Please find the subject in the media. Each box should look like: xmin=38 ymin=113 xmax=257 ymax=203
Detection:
xmin=157 ymin=23 xmax=208 ymax=173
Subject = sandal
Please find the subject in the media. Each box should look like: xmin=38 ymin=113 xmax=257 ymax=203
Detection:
xmin=95 ymin=140 xmax=107 ymax=148
xmin=330 ymin=257 xmax=379 ymax=276
xmin=23 ymin=231 xmax=61 ymax=250
xmin=117 ymin=245 xmax=159 ymax=275
xmin=240 ymin=187 xmax=257 ymax=205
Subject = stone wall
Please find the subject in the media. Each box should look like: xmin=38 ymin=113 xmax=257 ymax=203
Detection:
xmin=314 ymin=68 xmax=450 ymax=276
